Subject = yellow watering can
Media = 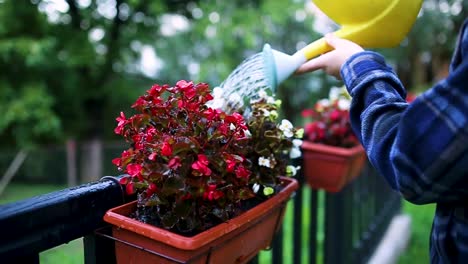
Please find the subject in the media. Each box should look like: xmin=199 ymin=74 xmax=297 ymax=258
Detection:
xmin=265 ymin=0 xmax=424 ymax=88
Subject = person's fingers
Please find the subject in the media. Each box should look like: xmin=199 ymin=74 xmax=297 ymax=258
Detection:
xmin=295 ymin=53 xmax=331 ymax=74
xmin=324 ymin=33 xmax=340 ymax=48
xmin=325 ymin=33 xmax=354 ymax=50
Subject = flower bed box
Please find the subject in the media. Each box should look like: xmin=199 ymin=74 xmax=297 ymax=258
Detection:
xmin=103 ymin=177 xmax=298 ymax=264
xmin=301 ymin=141 xmax=366 ymax=193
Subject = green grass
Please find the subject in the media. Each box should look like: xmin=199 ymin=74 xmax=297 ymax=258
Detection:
xmin=0 ymin=183 xmax=67 ymax=205
xmin=1 ymin=183 xmax=434 ymax=264
xmin=398 ymin=201 xmax=436 ymax=264
xmin=258 ymin=187 xmax=325 ymax=264
xmin=0 ymin=183 xmax=84 ymax=264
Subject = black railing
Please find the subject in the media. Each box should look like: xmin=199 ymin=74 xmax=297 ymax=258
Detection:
xmin=0 ymin=161 xmax=401 ymax=264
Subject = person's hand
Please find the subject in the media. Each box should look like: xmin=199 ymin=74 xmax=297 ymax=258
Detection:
xmin=295 ymin=34 xmax=364 ymax=79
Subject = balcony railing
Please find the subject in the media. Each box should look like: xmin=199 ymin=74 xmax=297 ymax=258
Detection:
xmin=0 ymin=159 xmax=401 ymax=264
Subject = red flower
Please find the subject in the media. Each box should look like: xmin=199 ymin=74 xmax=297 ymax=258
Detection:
xmin=119 ymin=176 xmax=135 ymax=195
xmin=168 ymin=156 xmax=182 ymax=169
xmin=225 ymin=157 xmax=236 ymax=172
xmin=301 ymin=109 xmax=315 ymax=117
xmin=218 ymin=123 xmax=229 ymax=136
xmin=176 ymin=80 xmax=193 ymax=90
xmin=146 ymin=183 xmax=158 ymax=196
xmin=192 ymin=154 xmax=212 ymax=176
xmin=235 ymin=165 xmax=251 ymax=179
xmin=406 ymin=93 xmax=417 ymax=103
xmin=184 ymin=87 xmax=197 ymax=100
xmin=181 ymin=193 xmax=192 ymax=200
xmin=148 ymin=84 xmax=165 ymax=96
xmin=114 ymin=112 xmax=127 ymax=134
xmin=131 ymin=96 xmax=146 ymax=109
xmin=204 ymin=108 xmax=219 ymax=121
xmin=203 ymin=184 xmax=224 ymax=201
xmin=186 ymin=101 xmax=200 ymax=112
xmin=329 ymin=109 xmax=342 ymax=122
xmin=132 ymin=135 xmax=144 ymax=150
xmin=125 ymin=182 xmax=135 ymax=195
xmin=146 ymin=127 xmax=157 ymax=142
xmin=148 ymin=152 xmax=157 ymax=161
xmin=177 ymin=99 xmax=185 ymax=108
xmin=112 ymin=157 xmax=121 ymax=167
xmin=204 ymin=93 xmax=214 ymax=101
xmin=303 ymin=92 xmax=357 ymax=147
xmin=161 ymin=141 xmax=172 ymax=156
xmin=127 ymin=163 xmax=142 ymax=177
xmin=119 ymin=176 xmax=129 ymax=185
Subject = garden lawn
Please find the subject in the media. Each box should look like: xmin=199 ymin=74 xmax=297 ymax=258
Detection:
xmin=0 ymin=183 xmax=84 ymax=264
xmin=398 ymin=201 xmax=436 ymax=264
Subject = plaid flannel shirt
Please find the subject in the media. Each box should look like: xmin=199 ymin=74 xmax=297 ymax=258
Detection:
xmin=341 ymin=18 xmax=468 ymax=263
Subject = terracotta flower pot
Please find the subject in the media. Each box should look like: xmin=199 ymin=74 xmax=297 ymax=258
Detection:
xmin=103 ymin=177 xmax=298 ymax=264
xmin=301 ymin=141 xmax=366 ymax=193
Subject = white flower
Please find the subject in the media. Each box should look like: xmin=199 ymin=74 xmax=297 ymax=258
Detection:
xmin=258 ymin=156 xmax=271 ymax=168
xmin=289 ymin=139 xmax=303 ymax=159
xmin=337 ymin=98 xmax=351 ymax=110
xmin=206 ymin=87 xmax=226 ymax=109
xmin=289 ymin=146 xmax=302 ymax=159
xmin=317 ymin=99 xmax=330 ymax=108
xmin=230 ymin=123 xmax=236 ymax=130
xmin=252 ymin=183 xmax=260 ymax=193
xmin=266 ymin=96 xmax=276 ymax=104
xmin=329 ymin=86 xmax=342 ymax=101
xmin=243 ymin=129 xmax=252 ymax=137
xmin=279 ymin=119 xmax=294 ymax=138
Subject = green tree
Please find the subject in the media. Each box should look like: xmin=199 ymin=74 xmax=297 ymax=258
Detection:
xmin=381 ymin=0 xmax=467 ymax=89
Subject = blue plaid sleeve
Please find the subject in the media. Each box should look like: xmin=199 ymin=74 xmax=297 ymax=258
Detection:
xmin=341 ymin=51 xmax=468 ymax=205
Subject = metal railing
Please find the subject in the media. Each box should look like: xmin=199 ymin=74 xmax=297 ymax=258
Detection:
xmin=0 ymin=160 xmax=401 ymax=264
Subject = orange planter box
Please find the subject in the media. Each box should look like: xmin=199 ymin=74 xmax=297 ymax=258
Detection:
xmin=103 ymin=177 xmax=298 ymax=264
xmin=301 ymin=141 xmax=366 ymax=193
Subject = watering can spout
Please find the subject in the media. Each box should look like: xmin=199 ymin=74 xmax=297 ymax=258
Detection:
xmin=263 ymin=44 xmax=307 ymax=89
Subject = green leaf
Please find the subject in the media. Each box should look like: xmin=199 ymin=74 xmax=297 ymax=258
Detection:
xmin=145 ymin=193 xmax=165 ymax=206
xmin=263 ymin=187 xmax=275 ymax=196
xmin=264 ymin=130 xmax=280 ymax=139
xmin=161 ymin=211 xmax=178 ymax=229
xmin=176 ymin=217 xmax=198 ymax=233
xmin=162 ymin=176 xmax=185 ymax=195
xmin=212 ymin=208 xmax=229 ymax=221
xmin=238 ymin=187 xmax=255 ymax=200
xmin=174 ymin=200 xmax=193 ymax=218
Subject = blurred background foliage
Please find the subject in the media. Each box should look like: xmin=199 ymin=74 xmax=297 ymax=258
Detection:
xmin=0 ymin=0 xmax=466 ymax=150
xmin=0 ymin=2 xmax=465 ymax=261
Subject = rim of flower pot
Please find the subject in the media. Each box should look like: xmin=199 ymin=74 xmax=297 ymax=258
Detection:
xmin=104 ymin=176 xmax=298 ymax=251
xmin=301 ymin=141 xmax=365 ymax=157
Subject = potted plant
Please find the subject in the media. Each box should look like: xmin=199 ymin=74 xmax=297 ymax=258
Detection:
xmin=104 ymin=81 xmax=302 ymax=263
xmin=301 ymin=86 xmax=366 ymax=193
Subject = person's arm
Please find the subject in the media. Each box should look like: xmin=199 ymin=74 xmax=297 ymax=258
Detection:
xmin=342 ymin=51 xmax=468 ymax=204
xmin=297 ymin=32 xmax=468 ymax=205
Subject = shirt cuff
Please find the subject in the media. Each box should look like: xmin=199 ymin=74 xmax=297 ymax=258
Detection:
xmin=341 ymin=51 xmax=393 ymax=90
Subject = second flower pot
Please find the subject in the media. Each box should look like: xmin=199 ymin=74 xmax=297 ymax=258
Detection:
xmin=301 ymin=141 xmax=366 ymax=193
